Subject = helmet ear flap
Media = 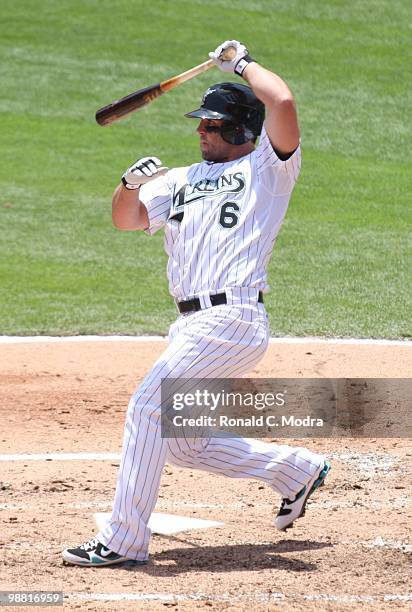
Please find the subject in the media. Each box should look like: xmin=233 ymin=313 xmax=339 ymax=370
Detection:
xmin=220 ymin=122 xmax=248 ymax=145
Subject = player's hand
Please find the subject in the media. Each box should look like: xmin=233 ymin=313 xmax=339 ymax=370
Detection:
xmin=122 ymin=156 xmax=168 ymax=190
xmin=209 ymin=40 xmax=254 ymax=76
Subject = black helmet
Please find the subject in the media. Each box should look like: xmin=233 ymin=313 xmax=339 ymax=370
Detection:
xmin=185 ymin=82 xmax=265 ymax=145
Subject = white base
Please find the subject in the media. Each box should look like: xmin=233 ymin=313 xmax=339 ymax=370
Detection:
xmin=94 ymin=512 xmax=224 ymax=536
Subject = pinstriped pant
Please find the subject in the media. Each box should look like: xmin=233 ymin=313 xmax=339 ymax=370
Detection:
xmin=97 ymin=303 xmax=324 ymax=560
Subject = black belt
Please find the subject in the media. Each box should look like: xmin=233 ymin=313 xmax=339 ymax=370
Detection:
xmin=177 ymin=291 xmax=264 ymax=314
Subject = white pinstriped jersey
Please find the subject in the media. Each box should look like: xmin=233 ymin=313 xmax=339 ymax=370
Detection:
xmin=139 ymin=126 xmax=301 ymax=301
xmin=94 ymin=127 xmax=327 ymax=564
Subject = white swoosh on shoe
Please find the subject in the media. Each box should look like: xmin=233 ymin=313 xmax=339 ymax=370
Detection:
xmin=99 ymin=546 xmax=114 ymax=558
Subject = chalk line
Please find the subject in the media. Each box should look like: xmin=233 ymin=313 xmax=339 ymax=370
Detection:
xmin=0 ymin=335 xmax=410 ymax=346
xmin=1 ymin=450 xmax=406 ymax=473
xmin=0 ymin=335 xmax=165 ymax=344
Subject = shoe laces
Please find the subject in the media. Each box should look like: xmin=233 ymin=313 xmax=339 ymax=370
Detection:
xmin=80 ymin=537 xmax=99 ymax=551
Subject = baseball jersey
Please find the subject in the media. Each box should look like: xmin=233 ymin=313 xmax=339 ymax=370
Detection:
xmin=139 ymin=126 xmax=301 ymax=301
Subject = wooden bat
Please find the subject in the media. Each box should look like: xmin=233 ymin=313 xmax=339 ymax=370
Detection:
xmin=95 ymin=47 xmax=237 ymax=126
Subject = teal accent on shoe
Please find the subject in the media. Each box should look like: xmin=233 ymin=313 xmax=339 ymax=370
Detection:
xmin=89 ymin=555 xmax=108 ymax=564
xmin=312 ymin=461 xmax=331 ymax=491
xmin=294 ymin=485 xmax=307 ymax=501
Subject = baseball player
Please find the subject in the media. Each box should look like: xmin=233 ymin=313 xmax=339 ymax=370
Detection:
xmin=63 ymin=40 xmax=330 ymax=567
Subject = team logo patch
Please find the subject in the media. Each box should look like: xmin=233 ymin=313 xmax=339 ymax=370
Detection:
xmin=202 ymin=87 xmax=217 ymax=103
xmin=172 ymin=172 xmax=246 ymax=209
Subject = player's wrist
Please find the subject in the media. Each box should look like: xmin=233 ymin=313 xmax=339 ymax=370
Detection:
xmin=234 ymin=54 xmax=255 ymax=77
xmin=121 ymin=176 xmax=141 ymax=190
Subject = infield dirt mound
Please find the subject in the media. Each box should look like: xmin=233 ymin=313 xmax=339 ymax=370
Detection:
xmin=1 ymin=339 xmax=411 ymax=610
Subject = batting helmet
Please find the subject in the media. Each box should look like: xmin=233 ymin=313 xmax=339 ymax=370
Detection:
xmin=185 ymin=82 xmax=265 ymax=145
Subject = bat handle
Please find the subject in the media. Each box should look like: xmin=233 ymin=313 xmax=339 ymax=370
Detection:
xmin=160 ymin=59 xmax=214 ymax=93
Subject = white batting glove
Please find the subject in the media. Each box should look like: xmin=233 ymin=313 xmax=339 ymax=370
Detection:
xmin=208 ymin=39 xmax=255 ymax=77
xmin=121 ymin=156 xmax=168 ymax=190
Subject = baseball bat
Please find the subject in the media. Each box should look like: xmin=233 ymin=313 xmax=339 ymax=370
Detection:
xmin=95 ymin=47 xmax=236 ymax=126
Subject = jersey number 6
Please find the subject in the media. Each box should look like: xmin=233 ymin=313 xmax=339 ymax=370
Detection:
xmin=219 ymin=202 xmax=240 ymax=229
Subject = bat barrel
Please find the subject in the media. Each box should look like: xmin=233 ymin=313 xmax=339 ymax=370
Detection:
xmin=96 ymin=83 xmax=162 ymax=126
xmin=95 ymin=58 xmax=215 ymax=126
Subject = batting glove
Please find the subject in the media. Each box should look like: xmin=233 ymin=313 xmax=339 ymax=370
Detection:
xmin=121 ymin=156 xmax=168 ymax=190
xmin=209 ymin=39 xmax=255 ymax=77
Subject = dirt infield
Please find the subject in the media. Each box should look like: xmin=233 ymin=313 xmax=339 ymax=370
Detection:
xmin=1 ymin=339 xmax=411 ymax=611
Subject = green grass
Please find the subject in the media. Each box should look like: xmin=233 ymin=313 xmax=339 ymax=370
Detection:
xmin=1 ymin=0 xmax=410 ymax=337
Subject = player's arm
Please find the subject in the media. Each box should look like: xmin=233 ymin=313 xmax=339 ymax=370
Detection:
xmin=209 ymin=40 xmax=300 ymax=157
xmin=112 ymin=156 xmax=168 ymax=231
xmin=242 ymin=63 xmax=300 ymax=157
xmin=112 ymin=184 xmax=149 ymax=231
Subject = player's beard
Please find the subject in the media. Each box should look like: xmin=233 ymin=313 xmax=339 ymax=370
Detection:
xmin=201 ymin=152 xmax=229 ymax=163
xmin=200 ymin=144 xmax=229 ymax=163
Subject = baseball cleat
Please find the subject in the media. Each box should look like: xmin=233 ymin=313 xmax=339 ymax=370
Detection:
xmin=275 ymin=460 xmax=331 ymax=531
xmin=62 ymin=536 xmax=147 ymax=567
